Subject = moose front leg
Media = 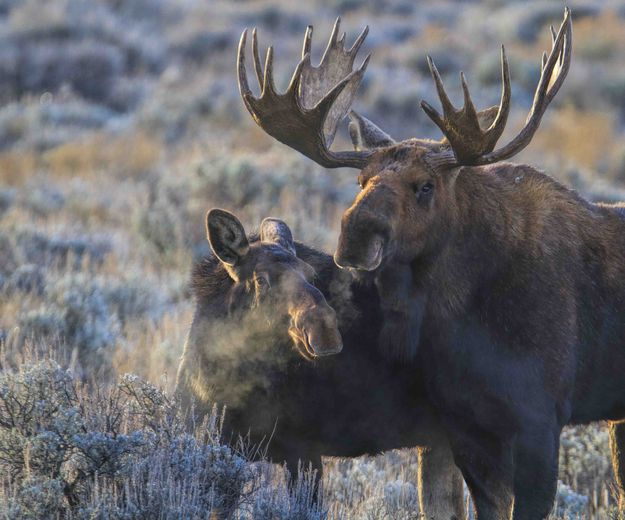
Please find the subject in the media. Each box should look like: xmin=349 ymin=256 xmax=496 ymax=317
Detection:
xmin=448 ymin=428 xmax=514 ymax=520
xmin=418 ymin=441 xmax=465 ymax=520
xmin=511 ymin=426 xmax=560 ymax=519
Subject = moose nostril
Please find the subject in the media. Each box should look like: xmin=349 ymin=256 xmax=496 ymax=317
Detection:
xmin=301 ymin=317 xmax=343 ymax=356
xmin=333 ymin=251 xmax=349 ymax=269
xmin=334 ymin=235 xmax=384 ymax=271
xmin=318 ymin=325 xmax=343 ymax=355
xmin=310 ymin=339 xmax=343 ymax=356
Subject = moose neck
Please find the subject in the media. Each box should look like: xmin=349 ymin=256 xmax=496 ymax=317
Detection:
xmin=406 ymin=163 xmax=558 ymax=319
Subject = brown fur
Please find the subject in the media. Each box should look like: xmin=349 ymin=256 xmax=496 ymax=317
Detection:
xmin=177 ymin=221 xmax=466 ymax=520
xmin=334 ymin=142 xmax=625 ymax=519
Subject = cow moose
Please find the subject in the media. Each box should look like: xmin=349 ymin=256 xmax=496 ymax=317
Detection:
xmin=176 ymin=209 xmax=466 ymax=519
xmin=237 ymin=9 xmax=625 ymax=519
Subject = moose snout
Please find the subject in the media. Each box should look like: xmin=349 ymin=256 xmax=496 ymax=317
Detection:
xmin=335 ymin=201 xmax=389 ymax=271
xmin=306 ymin=314 xmax=343 ymax=356
xmin=292 ymin=303 xmax=343 ymax=357
xmin=335 ymin=234 xmax=385 ymax=272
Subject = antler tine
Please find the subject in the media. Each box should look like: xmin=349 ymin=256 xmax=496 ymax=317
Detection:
xmin=237 ymin=21 xmax=374 ymax=169
xmin=286 ymin=53 xmax=309 ymax=97
xmin=237 ymin=30 xmax=253 ymax=106
xmin=427 ymin=56 xmax=456 ymax=117
xmin=460 ymin=72 xmax=479 ymax=126
xmin=252 ymin=28 xmax=264 ymax=88
xmin=349 ymin=25 xmax=369 ymax=56
xmin=420 ymin=56 xmax=460 ymax=152
xmin=420 ymin=100 xmax=446 ymax=136
xmin=302 ymin=25 xmax=313 ymax=58
xmin=320 ymin=17 xmax=345 ymax=68
xmin=261 ymin=46 xmax=276 ymax=97
xmin=329 ymin=17 xmax=341 ymax=48
xmin=486 ymin=45 xmax=511 ymax=141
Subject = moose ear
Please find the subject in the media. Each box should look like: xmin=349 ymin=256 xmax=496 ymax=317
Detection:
xmin=260 ymin=218 xmax=296 ymax=255
xmin=206 ymin=209 xmax=250 ymax=266
xmin=348 ymin=111 xmax=395 ymax=151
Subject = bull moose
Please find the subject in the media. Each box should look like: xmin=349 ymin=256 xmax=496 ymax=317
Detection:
xmin=176 ymin=209 xmax=465 ymax=519
xmin=237 ymin=9 xmax=625 ymax=519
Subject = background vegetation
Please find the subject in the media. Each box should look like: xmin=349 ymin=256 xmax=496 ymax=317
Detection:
xmin=0 ymin=0 xmax=624 ymax=517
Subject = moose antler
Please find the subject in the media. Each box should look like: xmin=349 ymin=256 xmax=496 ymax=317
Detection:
xmin=237 ymin=10 xmax=572 ymax=171
xmin=422 ymin=7 xmax=572 ymax=166
xmin=237 ymin=18 xmax=373 ymax=169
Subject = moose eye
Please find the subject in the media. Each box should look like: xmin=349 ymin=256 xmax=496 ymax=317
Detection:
xmin=412 ymin=182 xmax=434 ymax=194
xmin=256 ymin=275 xmax=270 ymax=289
xmin=421 ymin=182 xmax=433 ymax=193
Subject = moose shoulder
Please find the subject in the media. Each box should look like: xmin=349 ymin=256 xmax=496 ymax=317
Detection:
xmin=237 ymin=10 xmax=625 ymax=519
xmin=176 ymin=209 xmax=465 ymax=519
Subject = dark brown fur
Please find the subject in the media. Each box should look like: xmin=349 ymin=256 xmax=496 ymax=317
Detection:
xmin=177 ymin=228 xmax=465 ymax=519
xmin=334 ymin=142 xmax=625 ymax=519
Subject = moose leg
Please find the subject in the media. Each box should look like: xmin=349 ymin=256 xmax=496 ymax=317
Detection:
xmin=511 ymin=427 xmax=560 ymax=520
xmin=418 ymin=441 xmax=465 ymax=520
xmin=609 ymin=421 xmax=625 ymax=513
xmin=448 ymin=430 xmax=514 ymax=520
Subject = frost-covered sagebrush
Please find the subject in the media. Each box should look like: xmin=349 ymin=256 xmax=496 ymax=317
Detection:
xmin=0 ymin=361 xmax=251 ymax=519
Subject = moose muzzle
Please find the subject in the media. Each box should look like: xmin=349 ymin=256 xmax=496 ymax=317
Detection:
xmin=334 ymin=233 xmax=384 ymax=271
xmin=287 ymin=284 xmax=343 ymax=358
xmin=334 ymin=188 xmax=392 ymax=271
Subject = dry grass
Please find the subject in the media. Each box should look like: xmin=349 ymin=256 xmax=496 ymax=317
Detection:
xmin=113 ymin=304 xmax=194 ymax=393
xmin=42 ymin=131 xmax=162 ymax=180
xmin=531 ymin=105 xmax=616 ymax=170
xmin=574 ymin=9 xmax=625 ymax=60
xmin=0 ymin=151 xmax=39 ymax=186
xmin=0 ymin=131 xmax=161 ymax=186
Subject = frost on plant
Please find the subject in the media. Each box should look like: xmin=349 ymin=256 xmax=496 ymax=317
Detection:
xmin=0 ymin=361 xmax=254 ymax=519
